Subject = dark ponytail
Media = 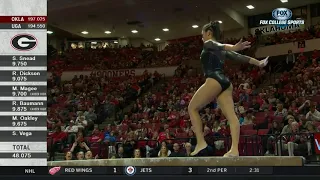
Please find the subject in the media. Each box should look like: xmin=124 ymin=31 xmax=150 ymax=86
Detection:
xmin=202 ymin=21 xmax=222 ymax=41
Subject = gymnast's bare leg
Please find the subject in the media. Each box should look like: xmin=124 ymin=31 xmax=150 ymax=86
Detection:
xmin=217 ymin=84 xmax=239 ymax=156
xmin=188 ymin=79 xmax=222 ymax=156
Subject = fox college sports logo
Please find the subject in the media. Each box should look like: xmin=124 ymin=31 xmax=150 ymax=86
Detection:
xmin=11 ymin=34 xmax=37 ymax=51
xmin=259 ymin=8 xmax=304 ymax=26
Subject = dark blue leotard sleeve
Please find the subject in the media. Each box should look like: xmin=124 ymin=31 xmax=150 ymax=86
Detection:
xmin=203 ymin=40 xmax=225 ymax=51
xmin=225 ymin=50 xmax=251 ymax=63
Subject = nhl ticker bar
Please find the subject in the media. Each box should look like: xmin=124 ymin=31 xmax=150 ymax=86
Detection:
xmin=0 ymin=166 xmax=317 ymax=176
xmin=0 ymin=0 xmax=47 ymax=166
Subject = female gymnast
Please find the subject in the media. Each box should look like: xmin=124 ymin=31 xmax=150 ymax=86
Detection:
xmin=188 ymin=21 xmax=269 ymax=157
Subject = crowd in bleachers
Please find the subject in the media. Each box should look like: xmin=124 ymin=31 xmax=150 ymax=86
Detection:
xmin=263 ymin=25 xmax=320 ymax=45
xmin=48 ymin=25 xmax=320 ymax=72
xmin=47 ymin=25 xmax=320 ymax=161
xmin=47 ymin=69 xmax=163 ymax=159
xmin=49 ymin=47 xmax=144 ymax=71
xmin=47 ymin=60 xmax=268 ymax=160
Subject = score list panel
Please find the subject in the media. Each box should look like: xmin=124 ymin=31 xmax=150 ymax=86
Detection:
xmin=0 ymin=0 xmax=47 ymax=166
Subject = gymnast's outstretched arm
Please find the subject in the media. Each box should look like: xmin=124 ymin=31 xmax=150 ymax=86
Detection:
xmin=224 ymin=50 xmax=264 ymax=66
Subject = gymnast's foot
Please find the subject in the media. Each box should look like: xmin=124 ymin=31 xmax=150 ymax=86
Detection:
xmin=223 ymin=150 xmax=239 ymax=157
xmin=190 ymin=142 xmax=208 ymax=156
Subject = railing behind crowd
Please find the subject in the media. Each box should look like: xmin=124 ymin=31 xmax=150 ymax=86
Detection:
xmin=48 ymin=132 xmax=320 ymax=162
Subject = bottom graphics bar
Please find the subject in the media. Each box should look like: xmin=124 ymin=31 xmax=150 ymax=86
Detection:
xmin=2 ymin=166 xmax=320 ymax=176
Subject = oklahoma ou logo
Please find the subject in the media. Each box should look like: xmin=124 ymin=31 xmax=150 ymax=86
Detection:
xmin=11 ymin=34 xmax=38 ymax=51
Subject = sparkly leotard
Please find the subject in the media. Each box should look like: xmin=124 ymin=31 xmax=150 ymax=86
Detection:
xmin=200 ymin=40 xmax=250 ymax=91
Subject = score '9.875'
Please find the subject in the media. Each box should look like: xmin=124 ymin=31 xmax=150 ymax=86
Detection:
xmin=12 ymin=107 xmax=27 ymax=111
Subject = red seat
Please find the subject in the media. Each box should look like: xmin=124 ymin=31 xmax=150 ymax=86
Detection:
xmin=240 ymin=133 xmax=261 ymax=156
xmin=255 ymin=117 xmax=265 ymax=124
xmin=241 ymin=124 xmax=254 ymax=130
xmin=90 ymin=146 xmax=100 ymax=157
xmin=137 ymin=140 xmax=147 ymax=148
xmin=241 ymin=127 xmax=255 ymax=135
xmin=258 ymin=129 xmax=269 ymax=135
xmin=147 ymin=140 xmax=158 ymax=148
xmin=255 ymin=112 xmax=264 ymax=118
xmin=241 ymin=130 xmax=259 ymax=143
xmin=274 ymin=116 xmax=283 ymax=123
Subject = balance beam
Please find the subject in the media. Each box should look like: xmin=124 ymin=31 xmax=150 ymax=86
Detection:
xmin=48 ymin=156 xmax=304 ymax=166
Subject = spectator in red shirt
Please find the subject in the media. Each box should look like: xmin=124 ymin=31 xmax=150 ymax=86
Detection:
xmin=158 ymin=127 xmax=167 ymax=143
xmin=89 ymin=128 xmax=103 ymax=144
xmin=50 ymin=126 xmax=67 ymax=144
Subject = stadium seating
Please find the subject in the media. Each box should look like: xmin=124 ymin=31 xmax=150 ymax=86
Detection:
xmin=47 ymin=26 xmax=320 ymax=161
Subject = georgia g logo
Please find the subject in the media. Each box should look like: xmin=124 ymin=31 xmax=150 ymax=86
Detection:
xmin=11 ymin=34 xmax=38 ymax=51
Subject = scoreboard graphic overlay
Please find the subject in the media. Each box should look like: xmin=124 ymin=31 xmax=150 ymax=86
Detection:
xmin=0 ymin=0 xmax=47 ymax=166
